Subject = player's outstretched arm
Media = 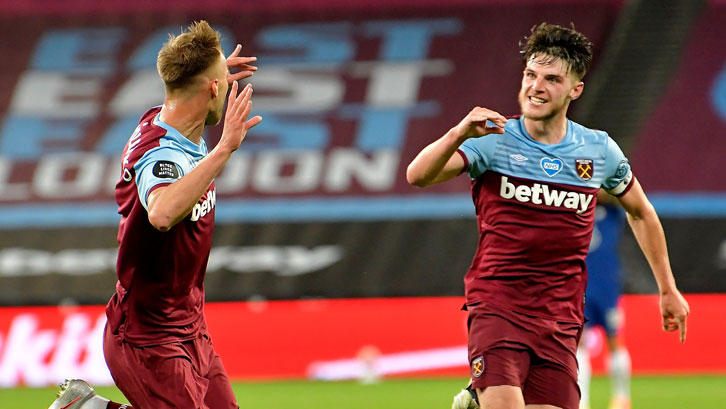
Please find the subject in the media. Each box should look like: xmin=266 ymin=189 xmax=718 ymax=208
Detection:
xmin=617 ymin=178 xmax=690 ymax=343
xmin=148 ymin=82 xmax=262 ymax=231
xmin=226 ymin=44 xmax=257 ymax=82
xmin=406 ymin=107 xmax=506 ymax=187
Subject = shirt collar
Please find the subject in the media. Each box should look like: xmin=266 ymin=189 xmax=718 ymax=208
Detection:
xmin=517 ymin=116 xmax=573 ymax=146
xmin=153 ymin=112 xmax=205 ymax=152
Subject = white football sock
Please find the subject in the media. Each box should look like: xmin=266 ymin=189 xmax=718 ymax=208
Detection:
xmin=609 ymin=347 xmax=631 ymax=399
xmin=576 ymin=346 xmax=591 ymax=406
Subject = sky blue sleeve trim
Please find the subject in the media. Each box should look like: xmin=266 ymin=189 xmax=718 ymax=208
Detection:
xmin=134 ymin=146 xmax=188 ymax=210
xmin=456 ymin=149 xmax=469 ymax=175
xmin=601 ymin=136 xmax=631 ymax=191
xmin=459 ymin=137 xmax=492 ymax=179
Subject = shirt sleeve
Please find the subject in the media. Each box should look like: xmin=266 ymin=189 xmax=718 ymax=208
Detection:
xmin=134 ymin=146 xmax=188 ymax=209
xmin=601 ymin=137 xmax=634 ymax=196
xmin=457 ymin=134 xmax=499 ymax=179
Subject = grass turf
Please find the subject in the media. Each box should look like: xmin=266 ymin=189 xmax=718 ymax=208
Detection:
xmin=2 ymin=375 xmax=725 ymax=408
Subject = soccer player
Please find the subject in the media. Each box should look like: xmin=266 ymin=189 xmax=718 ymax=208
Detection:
xmin=406 ymin=23 xmax=689 ymax=409
xmin=48 ymin=21 xmax=261 ymax=409
xmin=577 ymin=193 xmax=631 ymax=409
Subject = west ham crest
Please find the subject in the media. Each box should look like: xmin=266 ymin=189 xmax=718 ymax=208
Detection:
xmin=575 ymin=159 xmax=594 ymax=180
xmin=471 ymin=356 xmax=484 ymax=378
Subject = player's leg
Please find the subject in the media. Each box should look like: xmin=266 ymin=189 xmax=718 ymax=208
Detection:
xmin=48 ymin=323 xmax=134 ymax=409
xmin=451 ymin=383 xmax=525 ymax=409
xmin=605 ymin=336 xmax=630 ymax=409
xmin=47 ymin=379 xmax=119 ymax=409
xmin=522 ymin=360 xmax=579 ymax=409
xmin=114 ymin=343 xmax=208 ymax=408
xmin=204 ymin=356 xmax=238 ymax=409
xmin=478 ymin=385 xmax=525 ymax=409
xmin=201 ymin=335 xmax=239 ymax=409
xmin=575 ymin=330 xmax=592 ymax=409
xmin=467 ymin=304 xmax=531 ymax=409
xmin=522 ymin=321 xmax=582 ymax=409
xmin=103 ymin=324 xmax=207 ymax=409
xmin=579 ymin=292 xmax=606 ymax=409
xmin=604 ymin=302 xmax=630 ymax=409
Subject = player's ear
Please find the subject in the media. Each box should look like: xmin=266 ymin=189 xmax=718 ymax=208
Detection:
xmin=211 ymin=78 xmax=219 ymax=99
xmin=570 ymin=81 xmax=584 ymax=100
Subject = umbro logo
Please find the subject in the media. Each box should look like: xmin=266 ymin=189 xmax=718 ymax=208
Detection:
xmin=510 ymin=154 xmax=528 ymax=167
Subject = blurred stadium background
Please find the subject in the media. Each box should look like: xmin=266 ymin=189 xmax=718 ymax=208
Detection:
xmin=0 ymin=0 xmax=725 ymax=407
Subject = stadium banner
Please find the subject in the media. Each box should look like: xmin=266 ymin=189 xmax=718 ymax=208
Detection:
xmin=0 ymin=220 xmax=475 ymax=306
xmin=0 ymin=294 xmax=722 ymax=388
xmin=0 ymin=2 xmax=622 ymax=227
xmin=0 ymin=0 xmax=721 ymax=227
xmin=0 ymin=0 xmax=626 ymax=15
xmin=1 ymin=217 xmax=725 ymax=307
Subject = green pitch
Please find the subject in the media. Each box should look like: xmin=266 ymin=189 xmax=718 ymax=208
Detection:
xmin=2 ymin=375 xmax=725 ymax=409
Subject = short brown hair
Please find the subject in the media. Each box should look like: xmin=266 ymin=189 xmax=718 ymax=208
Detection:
xmin=520 ymin=23 xmax=593 ymax=80
xmin=157 ymin=20 xmax=223 ymax=90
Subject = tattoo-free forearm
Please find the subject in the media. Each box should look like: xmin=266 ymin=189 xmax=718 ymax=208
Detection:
xmin=627 ymin=207 xmax=677 ymax=295
xmin=147 ymin=146 xmax=232 ymax=231
xmin=406 ymin=129 xmax=466 ymax=187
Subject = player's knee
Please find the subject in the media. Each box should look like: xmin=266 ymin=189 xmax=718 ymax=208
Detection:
xmin=479 ymin=385 xmax=524 ymax=409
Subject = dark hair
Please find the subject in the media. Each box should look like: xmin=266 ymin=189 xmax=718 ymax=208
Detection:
xmin=157 ymin=20 xmax=223 ymax=90
xmin=520 ymin=22 xmax=593 ymax=80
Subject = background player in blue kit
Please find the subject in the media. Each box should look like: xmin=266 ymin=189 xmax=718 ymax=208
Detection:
xmin=407 ymin=22 xmax=689 ymax=409
xmin=577 ymin=192 xmax=631 ymax=409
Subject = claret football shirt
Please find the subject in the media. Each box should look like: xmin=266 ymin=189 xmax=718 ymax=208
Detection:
xmin=457 ymin=116 xmax=632 ymax=324
xmin=107 ymin=106 xmax=217 ymax=346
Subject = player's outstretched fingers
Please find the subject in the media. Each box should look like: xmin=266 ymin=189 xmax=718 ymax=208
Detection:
xmin=246 ymin=115 xmax=263 ymax=130
xmin=227 ymin=44 xmax=258 ymax=81
xmin=229 ymin=64 xmax=257 ymax=81
xmin=240 ymin=101 xmax=252 ymax=123
xmin=242 ymin=83 xmax=253 ymax=103
xmin=242 ymin=87 xmax=262 ymax=130
xmin=226 ymin=80 xmax=239 ymax=116
xmin=234 ymin=85 xmax=262 ymax=131
xmin=234 ymin=84 xmax=252 ymax=118
xmin=678 ymin=315 xmax=687 ymax=343
xmin=491 ymin=115 xmax=508 ymax=127
xmin=229 ymin=44 xmax=242 ymax=59
xmin=484 ymin=125 xmax=506 ymax=134
xmin=230 ymin=83 xmax=245 ymax=117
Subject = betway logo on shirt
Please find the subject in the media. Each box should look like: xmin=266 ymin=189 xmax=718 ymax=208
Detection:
xmin=499 ymin=176 xmax=593 ymax=214
xmin=191 ymin=188 xmax=216 ymax=222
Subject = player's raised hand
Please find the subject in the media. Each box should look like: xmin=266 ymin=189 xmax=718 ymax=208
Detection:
xmin=226 ymin=44 xmax=257 ymax=82
xmin=219 ymin=81 xmax=263 ymax=153
xmin=660 ymin=289 xmax=690 ymax=343
xmin=452 ymin=107 xmax=508 ymax=139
